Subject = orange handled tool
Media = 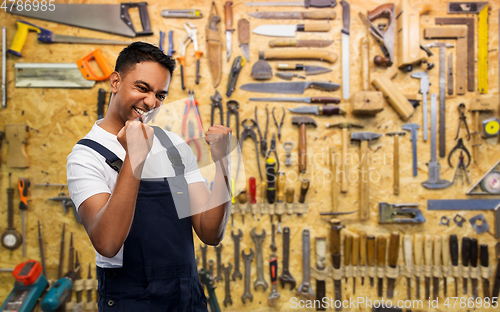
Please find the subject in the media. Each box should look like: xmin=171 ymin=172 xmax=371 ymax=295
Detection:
xmin=76 ymin=49 xmax=113 ymax=81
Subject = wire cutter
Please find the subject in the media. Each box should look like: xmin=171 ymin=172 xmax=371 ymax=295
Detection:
xmin=272 ymin=106 xmax=285 ymax=141
xmin=182 ymin=90 xmax=203 ymax=138
xmin=177 ymin=22 xmax=203 ymax=90
xmin=455 ymin=103 xmax=470 ymax=140
xmin=186 ymin=120 xmax=201 ymax=162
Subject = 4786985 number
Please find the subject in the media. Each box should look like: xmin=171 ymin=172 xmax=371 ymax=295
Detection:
xmin=1 ymin=0 xmax=56 ymax=12
xmin=443 ymin=297 xmax=499 ymax=309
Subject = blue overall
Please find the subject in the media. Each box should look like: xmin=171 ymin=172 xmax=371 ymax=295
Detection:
xmin=77 ymin=126 xmax=207 ymax=311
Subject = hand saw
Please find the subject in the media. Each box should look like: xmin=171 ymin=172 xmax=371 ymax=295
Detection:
xmin=7 ymin=2 xmax=153 ymax=38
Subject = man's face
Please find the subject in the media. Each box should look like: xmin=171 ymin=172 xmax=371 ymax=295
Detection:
xmin=111 ymin=61 xmax=171 ymax=124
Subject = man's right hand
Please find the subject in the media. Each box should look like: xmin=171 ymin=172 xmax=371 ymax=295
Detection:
xmin=117 ymin=120 xmax=154 ymax=178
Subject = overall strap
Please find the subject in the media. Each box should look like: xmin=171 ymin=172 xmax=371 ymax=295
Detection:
xmin=77 ymin=139 xmax=123 ymax=173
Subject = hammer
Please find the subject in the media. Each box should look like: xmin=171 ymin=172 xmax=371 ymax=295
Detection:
xmin=292 ymin=116 xmax=318 ymax=173
xmin=386 ymin=131 xmax=406 ymax=195
xmin=326 ymin=122 xmax=364 ymax=192
xmin=351 ymin=132 xmax=382 ymax=220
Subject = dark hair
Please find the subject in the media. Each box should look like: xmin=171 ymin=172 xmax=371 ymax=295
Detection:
xmin=115 ymin=42 xmax=176 ymax=77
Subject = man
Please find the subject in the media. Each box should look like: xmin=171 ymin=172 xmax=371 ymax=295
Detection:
xmin=67 ymin=42 xmax=232 ymax=311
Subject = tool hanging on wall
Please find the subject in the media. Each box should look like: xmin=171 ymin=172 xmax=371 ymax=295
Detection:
xmin=372 ymin=70 xmax=417 ymax=121
xmin=259 ymin=50 xmax=338 ymax=63
xmin=58 ymin=224 xmax=65 ymax=279
xmin=269 ymin=39 xmax=333 ymax=48
xmin=8 ymin=20 xmax=130 ymax=57
xmin=238 ymin=18 xmax=250 ymax=62
xmin=448 ymin=138 xmax=471 ymax=169
xmin=18 ymin=178 xmax=29 ymax=257
xmin=167 ymin=31 xmax=175 ymax=57
xmin=245 ymin=0 xmax=337 ymax=8
xmin=403 ymin=235 xmax=413 ymax=299
xmin=292 ymin=117 xmax=317 ymax=173
xmin=359 ymin=4 xmax=395 ymax=67
xmin=276 ymin=63 xmax=332 ymax=76
xmin=451 ymin=151 xmax=470 ymax=185
xmin=410 ymin=72 xmax=430 ymax=141
xmin=378 ymin=202 xmax=425 ymax=224
xmin=239 ymin=119 xmax=263 ymax=181
xmin=226 ymin=56 xmax=244 ymax=97
xmin=48 ymin=193 xmax=81 ymax=223
xmin=448 ymin=53 xmax=454 ymax=95
xmin=241 ymin=81 xmax=340 ymax=94
xmin=8 ymin=2 xmax=154 ymax=38
xmin=181 ymin=90 xmax=203 ymax=138
xmin=469 ymin=96 xmax=497 ymax=162
xmin=249 ymin=10 xmax=336 ymax=19
xmin=251 ymin=96 xmax=339 ymax=104
xmin=386 ymin=131 xmax=406 ymax=194
xmin=341 ymin=0 xmax=350 ymax=100
xmin=178 ymin=23 xmax=203 ymax=90
xmin=422 ymin=94 xmax=451 ymax=189
xmin=482 ymin=117 xmax=500 ymax=138
xmin=448 ymin=2 xmax=489 ymax=94
xmin=1 ymin=26 xmax=6 ymax=109
xmin=253 ymin=23 xmax=331 ymax=37
xmin=224 ymin=1 xmax=234 ymax=62
xmin=276 ymin=72 xmax=305 ymax=81
xmin=161 ymin=9 xmax=202 ymax=18
xmin=37 ymin=221 xmax=47 ymax=279
xmin=467 ymin=158 xmax=500 ymax=195
xmin=1 ymin=173 xmax=22 ymax=251
xmin=402 ymin=123 xmax=420 ymax=177
xmin=255 ymin=106 xmax=268 ymax=157
xmin=455 ymin=103 xmax=471 ymax=140
xmin=210 ymin=91 xmax=223 ymax=126
xmin=206 ymin=2 xmax=222 ymax=88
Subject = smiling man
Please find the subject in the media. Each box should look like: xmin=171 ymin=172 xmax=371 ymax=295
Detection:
xmin=67 ymin=42 xmax=232 ymax=311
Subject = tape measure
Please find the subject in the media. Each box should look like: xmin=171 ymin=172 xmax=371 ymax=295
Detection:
xmin=480 ymin=171 xmax=500 ymax=194
xmin=482 ymin=117 xmax=500 ymax=137
xmin=477 ymin=4 xmax=489 ymax=94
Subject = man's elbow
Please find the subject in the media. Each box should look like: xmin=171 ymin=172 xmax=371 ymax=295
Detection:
xmin=200 ymin=234 xmax=224 ymax=246
xmin=90 ymin=236 xmax=122 ymax=258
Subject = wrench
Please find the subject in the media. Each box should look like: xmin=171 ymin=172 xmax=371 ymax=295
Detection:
xmin=268 ymin=252 xmax=280 ymax=307
xmin=279 ymin=227 xmax=296 ymax=289
xmin=208 ymin=259 xmax=215 ymax=279
xmin=200 ymin=244 xmax=208 ymax=270
xmin=297 ymin=229 xmax=315 ymax=300
xmin=223 ymin=263 xmax=233 ymax=307
xmin=251 ymin=227 xmax=268 ymax=291
xmin=215 ymin=244 xmax=223 ymax=282
xmin=231 ymin=229 xmax=243 ymax=281
xmin=242 ymin=248 xmax=254 ymax=303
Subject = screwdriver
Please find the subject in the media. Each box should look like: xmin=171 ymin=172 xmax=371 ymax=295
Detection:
xmin=249 ymin=177 xmax=257 ymax=219
xmin=18 ymin=177 xmax=30 ymax=257
xmin=266 ymin=157 xmax=276 ymax=222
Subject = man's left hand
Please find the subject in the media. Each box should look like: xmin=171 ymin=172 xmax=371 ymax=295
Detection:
xmin=205 ymin=124 xmax=232 ymax=162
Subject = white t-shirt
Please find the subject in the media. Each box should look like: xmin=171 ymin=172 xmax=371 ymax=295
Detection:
xmin=67 ymin=120 xmax=205 ymax=268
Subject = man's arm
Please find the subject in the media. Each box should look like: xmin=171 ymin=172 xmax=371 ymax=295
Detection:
xmin=190 ymin=160 xmax=231 ymax=246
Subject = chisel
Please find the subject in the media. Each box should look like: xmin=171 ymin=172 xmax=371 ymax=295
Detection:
xmin=442 ymin=234 xmax=450 ymax=297
xmin=433 ymin=236 xmax=442 ymax=299
xmin=462 ymin=237 xmax=471 ymax=294
xmin=352 ymin=234 xmax=360 ymax=295
xmin=367 ymin=235 xmax=376 ymax=287
xmin=480 ymin=244 xmax=490 ymax=300
xmin=403 ymin=235 xmax=413 ymax=299
xmin=450 ymin=234 xmax=460 ymax=297
xmin=424 ymin=234 xmax=433 ymax=300
xmin=386 ymin=232 xmax=400 ymax=298
xmin=360 ymin=232 xmax=367 ymax=286
xmin=414 ymin=234 xmax=423 ymax=299
xmin=58 ymin=223 xmax=65 ymax=279
xmin=377 ymin=236 xmax=387 ymax=297
xmin=470 ymin=238 xmax=479 ymax=299
xmin=330 ymin=219 xmax=344 ymax=311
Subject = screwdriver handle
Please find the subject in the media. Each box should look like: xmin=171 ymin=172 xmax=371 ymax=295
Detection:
xmin=424 ymin=235 xmax=433 ymax=266
xmin=404 ymin=235 xmax=413 ymax=267
xmin=414 ymin=234 xmax=423 ymax=266
xmin=434 ymin=236 xmax=442 ymax=266
xmin=367 ymin=235 xmax=376 ymax=267
xmin=470 ymin=238 xmax=478 ymax=268
xmin=376 ymin=236 xmax=387 ymax=267
xmin=462 ymin=237 xmax=471 ymax=267
xmin=360 ymin=232 xmax=367 ymax=267
xmin=344 ymin=234 xmax=353 ymax=266
xmin=276 ymin=172 xmax=286 ymax=203
xmin=450 ymin=234 xmax=459 ymax=266
xmin=352 ymin=234 xmax=360 ymax=266
xmin=388 ymin=232 xmax=400 ymax=268
xmin=442 ymin=235 xmax=450 ymax=267
xmin=249 ymin=177 xmax=256 ymax=204
xmin=298 ymin=179 xmax=310 ymax=203
xmin=18 ymin=178 xmax=30 ymax=211
xmin=480 ymin=244 xmax=489 ymax=268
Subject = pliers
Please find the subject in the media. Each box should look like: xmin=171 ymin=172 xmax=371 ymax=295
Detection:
xmin=177 ymin=22 xmax=203 ymax=90
xmin=210 ymin=90 xmax=223 ymax=126
xmin=272 ymin=106 xmax=285 ymax=141
xmin=186 ymin=120 xmax=201 ymax=162
xmin=182 ymin=90 xmax=203 ymax=138
xmin=455 ymin=103 xmax=470 ymax=140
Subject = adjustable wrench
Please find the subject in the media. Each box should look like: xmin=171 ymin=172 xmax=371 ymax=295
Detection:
xmin=251 ymin=227 xmax=268 ymax=291
xmin=297 ymin=229 xmax=315 ymax=300
xmin=268 ymin=252 xmax=280 ymax=307
xmin=279 ymin=227 xmax=297 ymax=290
xmin=215 ymin=244 xmax=224 ymax=282
xmin=231 ymin=229 xmax=243 ymax=281
xmin=223 ymin=263 xmax=233 ymax=306
xmin=242 ymin=249 xmax=254 ymax=303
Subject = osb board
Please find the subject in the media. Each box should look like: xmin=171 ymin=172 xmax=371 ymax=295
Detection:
xmin=0 ymin=0 xmax=499 ymax=311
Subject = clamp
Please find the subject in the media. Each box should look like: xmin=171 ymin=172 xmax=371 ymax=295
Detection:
xmin=181 ymin=90 xmax=203 ymax=138
xmin=210 ymin=90 xmax=223 ymax=126
xmin=186 ymin=120 xmax=201 ymax=162
xmin=448 ymin=138 xmax=471 ymax=168
xmin=272 ymin=106 xmax=285 ymax=141
xmin=177 ymin=22 xmax=203 ymax=90
xmin=455 ymin=103 xmax=470 ymax=140
xmin=226 ymin=100 xmax=239 ymax=143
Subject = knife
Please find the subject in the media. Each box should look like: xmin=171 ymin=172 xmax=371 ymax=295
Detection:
xmin=224 ymin=1 xmax=234 ymax=62
xmin=245 ymin=0 xmax=337 ymax=8
xmin=288 ymin=105 xmax=346 ymax=116
xmin=253 ymin=23 xmax=331 ymax=37
xmin=248 ymin=10 xmax=336 ymax=20
xmin=249 ymin=97 xmax=340 ymax=104
xmin=269 ymin=39 xmax=333 ymax=48
xmin=238 ymin=18 xmax=250 ymax=62
xmin=277 ymin=63 xmax=331 ymax=76
xmin=240 ymin=81 xmax=340 ymax=94
xmin=341 ymin=0 xmax=350 ymax=100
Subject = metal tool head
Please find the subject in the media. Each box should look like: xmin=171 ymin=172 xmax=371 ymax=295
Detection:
xmin=453 ymin=214 xmax=465 ymax=227
xmin=291 ymin=116 xmax=317 ymax=127
xmin=426 ymin=42 xmax=454 ymax=49
xmin=386 ymin=131 xmax=406 ymax=137
xmin=326 ymin=121 xmax=364 ymax=129
xmin=279 ymin=273 xmax=297 ymax=290
xmin=469 ymin=213 xmax=490 ymax=234
xmin=411 ymin=71 xmax=430 ymax=92
xmin=241 ymin=248 xmax=254 ymax=260
xmin=227 ymin=100 xmax=239 ymax=110
xmin=440 ymin=216 xmax=450 ymax=226
xmin=402 ymin=123 xmax=420 ymax=132
xmin=251 ymin=53 xmax=272 ymax=80
xmin=250 ymin=227 xmax=266 ymax=240
xmin=379 ymin=202 xmax=426 ymax=224
xmin=350 ymin=131 xmax=382 ymax=142
xmin=231 ymin=229 xmax=243 ymax=239
xmin=184 ymin=22 xmax=198 ymax=50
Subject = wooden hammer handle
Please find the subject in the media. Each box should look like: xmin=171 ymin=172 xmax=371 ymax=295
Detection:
xmin=359 ymin=140 xmax=370 ymax=220
xmin=298 ymin=123 xmax=307 ymax=173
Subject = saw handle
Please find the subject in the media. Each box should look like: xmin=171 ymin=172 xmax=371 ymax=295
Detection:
xmin=77 ymin=49 xmax=113 ymax=81
xmin=121 ymin=2 xmax=154 ymax=36
xmin=367 ymin=3 xmax=394 ymax=21
xmin=9 ymin=20 xmax=45 ymax=57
